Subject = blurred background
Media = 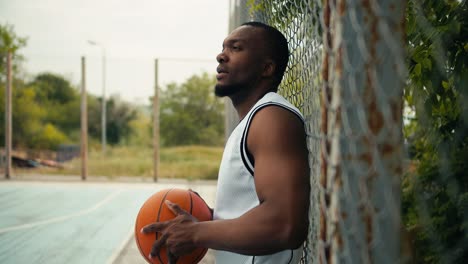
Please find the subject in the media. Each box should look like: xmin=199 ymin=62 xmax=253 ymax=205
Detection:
xmin=0 ymin=0 xmax=230 ymax=180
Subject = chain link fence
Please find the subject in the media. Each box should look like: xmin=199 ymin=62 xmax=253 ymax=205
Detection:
xmin=227 ymin=0 xmax=468 ymax=263
xmin=247 ymin=1 xmax=325 ymax=263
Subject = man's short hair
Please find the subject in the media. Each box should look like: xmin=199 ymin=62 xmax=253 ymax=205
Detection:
xmin=242 ymin=21 xmax=289 ymax=86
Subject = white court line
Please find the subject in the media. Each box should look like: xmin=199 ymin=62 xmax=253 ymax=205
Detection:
xmin=106 ymin=227 xmax=135 ymax=264
xmin=0 ymin=189 xmax=123 ymax=234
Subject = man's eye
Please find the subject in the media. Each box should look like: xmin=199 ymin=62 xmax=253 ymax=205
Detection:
xmin=232 ymin=46 xmax=240 ymax=50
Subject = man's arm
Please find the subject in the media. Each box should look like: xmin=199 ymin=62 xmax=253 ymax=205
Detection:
xmin=143 ymin=106 xmax=310 ymax=258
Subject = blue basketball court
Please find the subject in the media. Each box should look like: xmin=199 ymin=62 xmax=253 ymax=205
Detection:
xmin=0 ymin=179 xmax=216 ymax=264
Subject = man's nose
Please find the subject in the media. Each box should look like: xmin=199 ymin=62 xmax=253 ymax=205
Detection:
xmin=216 ymin=52 xmax=228 ymax=63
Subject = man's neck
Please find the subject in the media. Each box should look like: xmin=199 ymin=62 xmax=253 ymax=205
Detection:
xmin=230 ymin=88 xmax=276 ymax=121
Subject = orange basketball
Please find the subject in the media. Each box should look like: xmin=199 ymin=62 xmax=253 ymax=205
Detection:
xmin=134 ymin=188 xmax=212 ymax=264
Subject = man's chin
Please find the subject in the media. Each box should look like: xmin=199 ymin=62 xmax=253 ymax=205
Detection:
xmin=214 ymin=84 xmax=238 ymax=97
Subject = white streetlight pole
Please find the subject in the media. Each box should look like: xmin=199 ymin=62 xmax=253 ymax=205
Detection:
xmin=88 ymin=40 xmax=107 ymax=154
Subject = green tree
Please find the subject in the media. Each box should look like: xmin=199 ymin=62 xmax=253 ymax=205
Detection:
xmin=87 ymin=95 xmax=102 ymax=144
xmin=11 ymin=87 xmax=43 ymax=148
xmin=28 ymin=123 xmax=68 ymax=150
xmin=31 ymin=73 xmax=77 ymax=104
xmin=0 ymin=23 xmax=27 ymax=82
xmin=29 ymin=73 xmax=81 ymax=138
xmin=0 ymin=24 xmax=144 ymax=150
xmin=127 ymin=106 xmax=152 ymax=147
xmin=0 ymin=24 xmax=71 ymax=150
xmin=106 ymin=96 xmax=138 ymax=145
xmin=88 ymin=95 xmax=138 ymax=146
xmin=0 ymin=24 xmax=42 ymax=149
xmin=403 ymin=0 xmax=468 ymax=263
xmin=159 ymin=72 xmax=224 ymax=146
xmin=0 ymin=85 xmax=71 ymax=149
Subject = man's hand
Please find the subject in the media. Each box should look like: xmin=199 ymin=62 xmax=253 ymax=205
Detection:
xmin=141 ymin=200 xmax=199 ymax=264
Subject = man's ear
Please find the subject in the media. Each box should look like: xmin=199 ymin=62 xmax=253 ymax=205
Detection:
xmin=262 ymin=59 xmax=275 ymax=78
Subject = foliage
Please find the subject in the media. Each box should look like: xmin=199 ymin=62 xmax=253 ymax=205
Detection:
xmin=0 ymin=23 xmax=27 ymax=82
xmin=0 ymin=24 xmax=27 ymax=53
xmin=31 ymin=73 xmax=78 ymax=104
xmin=106 ymin=96 xmax=138 ymax=145
xmin=159 ymin=72 xmax=224 ymax=146
xmin=87 ymin=95 xmax=138 ymax=146
xmin=29 ymin=123 xmax=69 ymax=149
xmin=0 ymin=23 xmax=143 ymax=150
xmin=29 ymin=73 xmax=81 ymax=137
xmin=87 ymin=94 xmax=103 ymax=145
xmin=9 ymin=87 xmax=46 ymax=148
xmin=127 ymin=107 xmax=152 ymax=147
xmin=0 ymin=22 xmax=225 ymax=183
xmin=403 ymin=0 xmax=468 ymax=262
xmin=0 ymin=82 xmax=75 ymax=149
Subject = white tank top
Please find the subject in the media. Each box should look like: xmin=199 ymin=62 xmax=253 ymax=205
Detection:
xmin=213 ymin=92 xmax=304 ymax=264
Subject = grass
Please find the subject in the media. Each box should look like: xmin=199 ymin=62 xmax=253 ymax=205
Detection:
xmin=16 ymin=145 xmax=223 ymax=180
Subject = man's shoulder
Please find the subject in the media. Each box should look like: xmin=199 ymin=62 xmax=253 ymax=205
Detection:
xmin=252 ymin=105 xmax=303 ymax=129
xmin=247 ymin=100 xmax=306 ymax=148
xmin=252 ymin=92 xmax=303 ymax=119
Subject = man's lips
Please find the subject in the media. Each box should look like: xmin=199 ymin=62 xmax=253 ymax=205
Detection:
xmin=216 ymin=67 xmax=228 ymax=79
xmin=216 ymin=66 xmax=228 ymax=74
xmin=216 ymin=72 xmax=228 ymax=80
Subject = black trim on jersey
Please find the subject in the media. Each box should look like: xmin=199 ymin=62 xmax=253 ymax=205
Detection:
xmin=240 ymin=102 xmax=304 ymax=177
xmin=288 ymin=249 xmax=294 ymax=263
xmin=240 ymin=138 xmax=254 ymax=176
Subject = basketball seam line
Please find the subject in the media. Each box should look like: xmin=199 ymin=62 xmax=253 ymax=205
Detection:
xmin=189 ymin=191 xmax=209 ymax=263
xmin=155 ymin=188 xmax=172 ymax=264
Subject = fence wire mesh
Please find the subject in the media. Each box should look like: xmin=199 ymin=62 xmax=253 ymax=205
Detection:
xmin=233 ymin=0 xmax=468 ymax=263
xmin=247 ymin=1 xmax=324 ymax=263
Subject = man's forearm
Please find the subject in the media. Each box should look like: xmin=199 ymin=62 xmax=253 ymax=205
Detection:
xmin=192 ymin=203 xmax=305 ymax=256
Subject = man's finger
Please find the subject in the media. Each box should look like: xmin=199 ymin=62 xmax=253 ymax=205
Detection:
xmin=167 ymin=249 xmax=179 ymax=264
xmin=165 ymin=200 xmax=187 ymax=216
xmin=141 ymin=221 xmax=168 ymax=234
xmin=149 ymin=233 xmax=167 ymax=260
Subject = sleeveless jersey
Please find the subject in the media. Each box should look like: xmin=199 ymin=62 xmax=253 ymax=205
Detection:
xmin=213 ymin=92 xmax=304 ymax=264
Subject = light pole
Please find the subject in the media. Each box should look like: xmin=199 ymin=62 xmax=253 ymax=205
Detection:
xmin=88 ymin=40 xmax=107 ymax=154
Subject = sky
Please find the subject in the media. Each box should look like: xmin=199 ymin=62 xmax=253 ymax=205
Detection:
xmin=0 ymin=0 xmax=230 ymax=105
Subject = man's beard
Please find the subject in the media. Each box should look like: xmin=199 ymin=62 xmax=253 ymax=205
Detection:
xmin=214 ymin=83 xmax=243 ymax=97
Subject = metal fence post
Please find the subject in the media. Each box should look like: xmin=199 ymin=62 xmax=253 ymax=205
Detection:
xmin=153 ymin=58 xmax=160 ymax=182
xmin=322 ymin=0 xmax=406 ymax=262
xmin=80 ymin=56 xmax=88 ymax=181
xmin=5 ymin=52 xmax=12 ymax=179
